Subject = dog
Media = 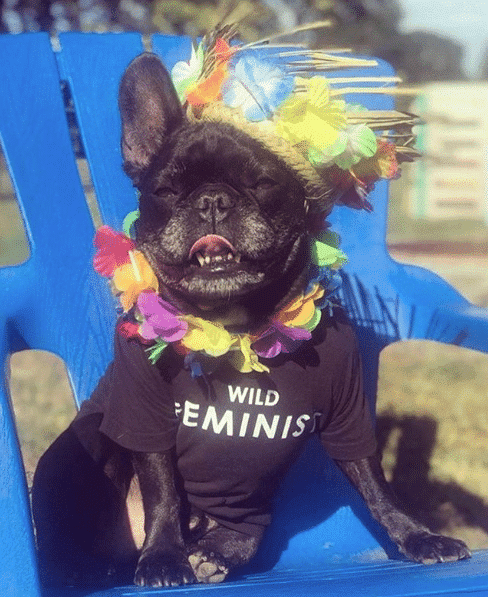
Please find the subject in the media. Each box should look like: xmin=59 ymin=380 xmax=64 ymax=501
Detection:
xmin=32 ymin=40 xmax=471 ymax=589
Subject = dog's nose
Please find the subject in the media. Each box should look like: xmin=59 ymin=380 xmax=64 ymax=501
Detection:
xmin=193 ymin=190 xmax=236 ymax=223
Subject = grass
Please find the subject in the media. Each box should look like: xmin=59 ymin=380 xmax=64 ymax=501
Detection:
xmin=2 ymin=147 xmax=488 ymax=552
xmin=377 ymin=341 xmax=488 ymax=548
xmin=9 ymin=351 xmax=76 ymax=474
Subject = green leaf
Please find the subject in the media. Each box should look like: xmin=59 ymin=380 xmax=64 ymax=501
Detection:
xmin=122 ymin=209 xmax=140 ymax=238
xmin=145 ymin=339 xmax=168 ymax=365
xmin=334 ymin=125 xmax=377 ymax=170
xmin=311 ymin=239 xmax=342 ymax=266
xmin=302 ymin=307 xmax=322 ymax=331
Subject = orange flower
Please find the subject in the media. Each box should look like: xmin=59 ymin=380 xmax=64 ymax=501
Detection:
xmin=112 ymin=250 xmax=159 ymax=311
xmin=328 ymin=139 xmax=399 ymax=191
xmin=352 ymin=139 xmax=398 ymax=184
xmin=185 ymin=38 xmax=234 ymax=105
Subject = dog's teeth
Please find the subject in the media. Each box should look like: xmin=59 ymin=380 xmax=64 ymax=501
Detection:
xmin=194 ymin=250 xmax=239 ymax=267
xmin=196 ymin=253 xmax=205 ymax=267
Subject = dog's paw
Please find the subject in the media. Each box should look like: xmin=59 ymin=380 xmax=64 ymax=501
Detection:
xmin=402 ymin=531 xmax=471 ymax=564
xmin=187 ymin=548 xmax=229 ymax=584
xmin=134 ymin=550 xmax=196 ymax=587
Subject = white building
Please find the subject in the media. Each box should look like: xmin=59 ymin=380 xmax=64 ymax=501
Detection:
xmin=410 ymin=83 xmax=488 ymax=222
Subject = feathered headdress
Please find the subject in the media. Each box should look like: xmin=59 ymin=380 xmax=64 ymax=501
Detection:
xmin=170 ymin=23 xmax=420 ymax=213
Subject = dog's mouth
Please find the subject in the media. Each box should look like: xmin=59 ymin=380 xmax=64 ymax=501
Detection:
xmin=188 ymin=234 xmax=242 ymax=271
xmin=147 ymin=231 xmax=305 ymax=306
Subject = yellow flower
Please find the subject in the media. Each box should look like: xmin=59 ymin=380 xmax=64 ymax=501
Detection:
xmin=182 ymin=315 xmax=233 ymax=357
xmin=227 ymin=335 xmax=270 ymax=374
xmin=275 ymin=77 xmax=347 ymax=157
xmin=112 ymin=250 xmax=159 ymax=311
xmin=277 ymin=284 xmax=325 ymax=327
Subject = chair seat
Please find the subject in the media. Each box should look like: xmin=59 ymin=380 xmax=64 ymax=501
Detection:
xmin=45 ymin=552 xmax=488 ymax=597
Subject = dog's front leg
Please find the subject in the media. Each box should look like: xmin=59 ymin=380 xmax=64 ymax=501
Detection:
xmin=335 ymin=454 xmax=471 ymax=564
xmin=132 ymin=450 xmax=196 ymax=587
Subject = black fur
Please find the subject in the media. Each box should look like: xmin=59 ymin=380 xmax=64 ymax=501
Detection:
xmin=32 ymin=53 xmax=470 ymax=588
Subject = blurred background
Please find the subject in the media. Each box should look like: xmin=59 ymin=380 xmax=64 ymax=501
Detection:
xmin=1 ymin=0 xmax=488 ymax=553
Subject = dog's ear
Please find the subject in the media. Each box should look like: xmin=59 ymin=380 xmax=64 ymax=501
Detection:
xmin=119 ymin=53 xmax=183 ymax=181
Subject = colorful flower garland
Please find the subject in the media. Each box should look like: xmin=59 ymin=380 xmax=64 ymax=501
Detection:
xmin=93 ymin=213 xmax=347 ymax=376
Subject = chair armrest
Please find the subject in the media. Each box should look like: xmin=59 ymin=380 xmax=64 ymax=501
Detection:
xmin=391 ymin=261 xmax=488 ymax=353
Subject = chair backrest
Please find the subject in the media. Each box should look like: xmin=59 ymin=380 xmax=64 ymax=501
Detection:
xmin=0 ymin=31 xmax=430 ymax=595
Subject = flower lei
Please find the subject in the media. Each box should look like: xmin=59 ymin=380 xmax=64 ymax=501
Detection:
xmin=170 ymin=35 xmax=408 ymax=212
xmin=93 ymin=213 xmax=347 ymax=377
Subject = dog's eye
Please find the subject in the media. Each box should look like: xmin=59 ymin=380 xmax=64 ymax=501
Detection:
xmin=254 ymin=178 xmax=277 ymax=192
xmin=154 ymin=186 xmax=178 ymax=199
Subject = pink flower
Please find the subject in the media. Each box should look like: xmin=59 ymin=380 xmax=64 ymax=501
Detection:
xmin=252 ymin=321 xmax=311 ymax=359
xmin=93 ymin=226 xmax=135 ymax=277
xmin=137 ymin=291 xmax=188 ymax=342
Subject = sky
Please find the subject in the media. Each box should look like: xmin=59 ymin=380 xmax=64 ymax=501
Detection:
xmin=399 ymin=0 xmax=488 ymax=77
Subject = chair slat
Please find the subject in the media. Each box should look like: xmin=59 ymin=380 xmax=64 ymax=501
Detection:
xmin=57 ymin=32 xmax=145 ymax=231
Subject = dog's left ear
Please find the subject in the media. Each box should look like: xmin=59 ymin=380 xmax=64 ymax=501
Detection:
xmin=119 ymin=53 xmax=184 ymax=181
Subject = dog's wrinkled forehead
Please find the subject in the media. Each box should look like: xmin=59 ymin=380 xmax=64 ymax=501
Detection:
xmin=173 ymin=125 xmax=251 ymax=172
xmin=148 ymin=121 xmax=292 ymax=189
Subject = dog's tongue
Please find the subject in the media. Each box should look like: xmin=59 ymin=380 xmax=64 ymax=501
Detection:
xmin=189 ymin=234 xmax=236 ymax=258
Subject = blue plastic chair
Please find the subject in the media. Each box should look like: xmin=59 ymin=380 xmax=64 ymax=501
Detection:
xmin=2 ymin=31 xmax=488 ymax=597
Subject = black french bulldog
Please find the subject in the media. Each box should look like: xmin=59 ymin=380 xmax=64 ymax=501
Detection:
xmin=32 ymin=52 xmax=470 ymax=588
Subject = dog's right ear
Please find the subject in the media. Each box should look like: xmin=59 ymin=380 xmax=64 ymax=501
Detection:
xmin=119 ymin=53 xmax=184 ymax=182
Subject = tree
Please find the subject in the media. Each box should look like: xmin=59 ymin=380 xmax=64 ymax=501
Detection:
xmin=379 ymin=31 xmax=465 ymax=82
xmin=480 ymin=43 xmax=488 ymax=80
xmin=0 ymin=0 xmax=466 ymax=82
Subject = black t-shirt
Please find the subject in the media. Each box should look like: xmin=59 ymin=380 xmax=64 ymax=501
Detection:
xmin=73 ymin=308 xmax=376 ymax=536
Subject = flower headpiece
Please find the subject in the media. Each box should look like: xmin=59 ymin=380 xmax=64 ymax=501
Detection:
xmin=94 ymin=213 xmax=347 ymax=376
xmin=170 ymin=24 xmax=420 ymax=213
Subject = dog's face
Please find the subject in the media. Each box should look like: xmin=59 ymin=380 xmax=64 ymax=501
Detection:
xmin=119 ymin=54 xmax=309 ymax=315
